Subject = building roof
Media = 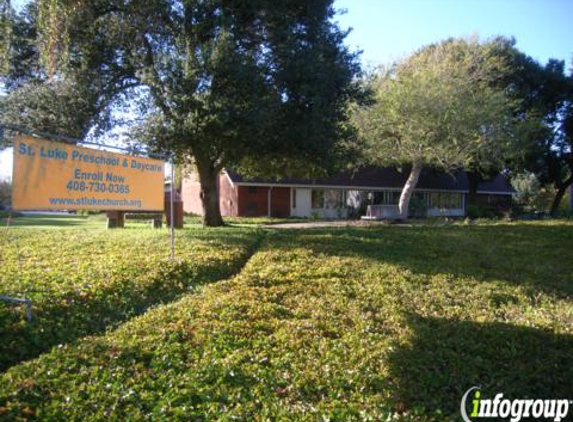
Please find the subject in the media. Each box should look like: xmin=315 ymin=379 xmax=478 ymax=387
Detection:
xmin=226 ymin=166 xmax=515 ymax=195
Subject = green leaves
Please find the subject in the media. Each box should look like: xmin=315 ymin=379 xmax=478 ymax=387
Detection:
xmin=37 ymin=0 xmax=70 ymax=76
xmin=0 ymin=0 xmax=13 ymax=75
xmin=0 ymin=227 xmax=261 ymax=370
xmin=1 ymin=222 xmax=572 ymax=420
xmin=35 ymin=0 xmax=363 ymax=176
xmin=355 ymin=37 xmax=517 ymax=172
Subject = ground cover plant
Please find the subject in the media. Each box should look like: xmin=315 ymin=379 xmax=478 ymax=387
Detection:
xmin=0 ymin=213 xmax=301 ymax=229
xmin=0 ymin=227 xmax=262 ymax=370
xmin=0 ymin=221 xmax=572 ymax=421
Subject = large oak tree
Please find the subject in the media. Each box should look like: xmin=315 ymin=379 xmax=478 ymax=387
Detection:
xmin=27 ymin=0 xmax=361 ymax=226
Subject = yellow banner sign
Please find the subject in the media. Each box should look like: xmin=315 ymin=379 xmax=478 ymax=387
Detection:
xmin=12 ymin=136 xmax=165 ymax=211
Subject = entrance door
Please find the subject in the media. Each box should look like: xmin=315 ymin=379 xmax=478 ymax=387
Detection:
xmin=291 ymin=188 xmax=311 ymax=217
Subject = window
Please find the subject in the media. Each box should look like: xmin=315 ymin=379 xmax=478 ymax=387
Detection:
xmin=445 ymin=193 xmax=463 ymax=209
xmin=372 ymin=190 xmax=400 ymax=205
xmin=428 ymin=192 xmax=463 ymax=209
xmin=292 ymin=188 xmax=297 ymax=209
xmin=312 ymin=189 xmax=345 ymax=209
xmin=311 ymin=189 xmax=325 ymax=208
xmin=325 ymin=190 xmax=345 ymax=209
xmin=429 ymin=192 xmax=440 ymax=208
xmin=412 ymin=192 xmax=428 ymax=205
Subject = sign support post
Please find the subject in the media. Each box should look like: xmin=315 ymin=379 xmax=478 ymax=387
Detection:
xmin=2 ymin=125 xmax=181 ymax=323
xmin=170 ymin=159 xmax=175 ymax=262
xmin=3 ymin=124 xmax=174 ymax=262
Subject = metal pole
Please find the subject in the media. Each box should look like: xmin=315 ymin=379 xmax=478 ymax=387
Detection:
xmin=170 ymin=159 xmax=175 ymax=262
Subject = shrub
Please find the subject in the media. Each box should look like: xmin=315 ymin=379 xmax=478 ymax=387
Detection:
xmin=466 ymin=204 xmax=498 ymax=219
xmin=0 ymin=179 xmax=11 ymax=208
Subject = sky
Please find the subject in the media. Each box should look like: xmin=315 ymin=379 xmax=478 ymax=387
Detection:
xmin=2 ymin=0 xmax=573 ymax=180
xmin=334 ymin=0 xmax=573 ymax=70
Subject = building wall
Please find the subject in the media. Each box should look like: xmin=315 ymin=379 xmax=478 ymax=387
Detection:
xmin=270 ymin=187 xmax=290 ymax=217
xmin=291 ymin=188 xmax=349 ymax=219
xmin=235 ymin=186 xmax=291 ymax=217
xmin=238 ymin=186 xmax=268 ymax=216
xmin=427 ymin=207 xmax=465 ymax=217
xmin=181 ymin=171 xmax=204 ymax=215
xmin=183 ymin=172 xmax=514 ymax=219
xmin=181 ymin=171 xmax=238 ymax=216
xmin=219 ymin=173 xmax=238 ymax=217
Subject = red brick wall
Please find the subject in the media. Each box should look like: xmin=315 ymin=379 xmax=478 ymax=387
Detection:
xmin=236 ymin=186 xmax=291 ymax=217
xmin=181 ymin=171 xmax=238 ymax=216
xmin=219 ymin=173 xmax=238 ymax=217
xmin=238 ymin=186 xmax=268 ymax=216
xmin=270 ymin=187 xmax=290 ymax=217
xmin=181 ymin=171 xmax=203 ymax=215
xmin=182 ymin=174 xmax=291 ymax=218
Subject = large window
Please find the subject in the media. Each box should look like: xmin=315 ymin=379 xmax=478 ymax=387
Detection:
xmin=325 ymin=190 xmax=345 ymax=209
xmin=369 ymin=191 xmax=462 ymax=209
xmin=428 ymin=192 xmax=463 ymax=209
xmin=311 ymin=189 xmax=345 ymax=209
xmin=412 ymin=192 xmax=427 ymax=204
xmin=373 ymin=190 xmax=400 ymax=205
xmin=311 ymin=189 xmax=325 ymax=209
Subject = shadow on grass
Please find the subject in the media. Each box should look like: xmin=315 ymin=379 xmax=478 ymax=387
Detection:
xmin=277 ymin=224 xmax=573 ymax=298
xmin=385 ymin=313 xmax=573 ymax=418
xmin=0 ymin=229 xmax=264 ymax=372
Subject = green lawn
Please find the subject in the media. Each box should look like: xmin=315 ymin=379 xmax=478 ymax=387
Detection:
xmin=184 ymin=214 xmax=308 ymax=227
xmin=1 ymin=213 xmax=303 ymax=229
xmin=0 ymin=221 xmax=571 ymax=421
xmin=0 ymin=226 xmax=262 ymax=370
xmin=0 ymin=214 xmax=108 ymax=229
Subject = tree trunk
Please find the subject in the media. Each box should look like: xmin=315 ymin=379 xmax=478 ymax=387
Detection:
xmin=398 ymin=161 xmax=423 ymax=220
xmin=196 ymin=160 xmax=224 ymax=227
xmin=549 ymin=177 xmax=572 ymax=217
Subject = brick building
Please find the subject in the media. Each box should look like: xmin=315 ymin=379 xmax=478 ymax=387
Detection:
xmin=182 ymin=166 xmax=515 ymax=219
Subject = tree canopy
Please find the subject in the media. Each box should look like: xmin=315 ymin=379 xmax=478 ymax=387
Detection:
xmin=21 ymin=0 xmax=362 ymax=225
xmin=354 ymin=38 xmax=517 ymax=219
xmin=499 ymin=47 xmax=573 ymax=216
xmin=0 ymin=1 xmax=138 ymax=150
xmin=0 ymin=0 xmax=12 ymax=75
